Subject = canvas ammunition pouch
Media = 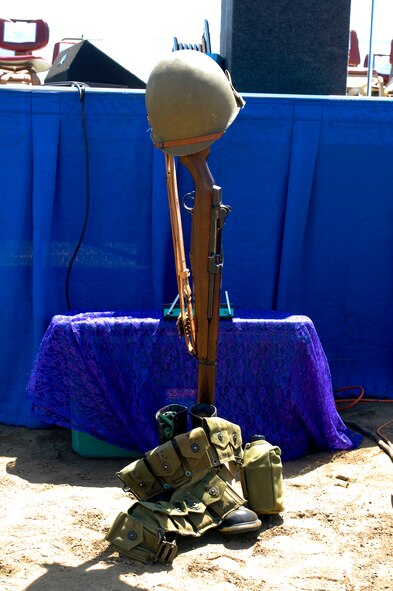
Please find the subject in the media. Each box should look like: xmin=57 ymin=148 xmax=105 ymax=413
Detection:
xmin=169 ymin=465 xmax=245 ymax=534
xmin=240 ymin=438 xmax=284 ymax=515
xmin=105 ymin=506 xmax=178 ymax=564
xmin=116 ymin=418 xmax=243 ymax=501
xmin=106 ymin=466 xmax=245 ymax=564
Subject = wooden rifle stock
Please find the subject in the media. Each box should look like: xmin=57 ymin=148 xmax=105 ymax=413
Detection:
xmin=180 ymin=148 xmax=228 ymax=405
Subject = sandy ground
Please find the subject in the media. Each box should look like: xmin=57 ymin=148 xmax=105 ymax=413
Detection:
xmin=1 ymin=402 xmax=392 ymax=591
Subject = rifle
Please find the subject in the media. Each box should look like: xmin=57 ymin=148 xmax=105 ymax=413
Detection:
xmin=179 ymin=147 xmax=230 ymax=405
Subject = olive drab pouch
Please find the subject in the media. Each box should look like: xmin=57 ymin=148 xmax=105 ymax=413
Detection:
xmin=147 ymin=427 xmax=215 ymax=489
xmin=130 ymin=467 xmax=244 ymax=539
xmin=240 ymin=437 xmax=284 ymax=514
xmin=116 ymin=428 xmax=217 ymax=500
xmin=116 ymin=457 xmax=165 ymax=500
xmin=105 ymin=504 xmax=178 ymax=564
xmin=116 ymin=426 xmax=235 ymax=501
xmin=106 ymin=467 xmax=246 ymax=563
xmin=202 ymin=417 xmax=243 ymax=466
xmin=174 ymin=426 xmax=219 ymax=478
xmin=170 ymin=466 xmax=246 ymax=535
xmin=145 ymin=438 xmax=184 ymax=488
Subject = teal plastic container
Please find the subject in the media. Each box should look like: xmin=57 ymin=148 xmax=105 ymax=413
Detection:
xmin=71 ymin=430 xmax=143 ymax=459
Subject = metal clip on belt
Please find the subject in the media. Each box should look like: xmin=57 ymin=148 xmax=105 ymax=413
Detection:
xmin=154 ymin=530 xmax=178 ymax=563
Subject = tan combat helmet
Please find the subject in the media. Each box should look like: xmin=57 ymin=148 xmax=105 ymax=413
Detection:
xmin=145 ymin=50 xmax=245 ymax=156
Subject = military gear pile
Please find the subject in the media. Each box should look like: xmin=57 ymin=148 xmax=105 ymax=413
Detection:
xmin=106 ymin=415 xmax=284 ymax=564
xmin=117 ymin=418 xmax=243 ymax=498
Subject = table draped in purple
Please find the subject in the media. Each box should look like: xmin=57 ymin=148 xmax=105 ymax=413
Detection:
xmin=27 ymin=311 xmax=361 ymax=461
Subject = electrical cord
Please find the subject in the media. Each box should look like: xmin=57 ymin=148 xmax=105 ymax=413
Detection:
xmin=62 ymin=82 xmax=91 ymax=311
xmin=334 ymin=385 xmax=365 ymax=411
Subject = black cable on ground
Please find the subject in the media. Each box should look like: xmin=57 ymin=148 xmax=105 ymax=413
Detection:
xmin=335 ymin=386 xmax=393 ymax=461
xmin=343 ymin=420 xmax=393 ymax=462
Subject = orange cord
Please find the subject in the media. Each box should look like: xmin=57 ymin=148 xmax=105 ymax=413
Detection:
xmin=335 ymin=398 xmax=393 ymax=403
xmin=376 ymin=420 xmax=393 ymax=448
xmin=334 ymin=386 xmax=365 ymax=411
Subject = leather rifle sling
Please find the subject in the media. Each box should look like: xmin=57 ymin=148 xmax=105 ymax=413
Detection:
xmin=179 ymin=148 xmax=222 ymax=405
xmin=165 ymin=153 xmax=196 ymax=355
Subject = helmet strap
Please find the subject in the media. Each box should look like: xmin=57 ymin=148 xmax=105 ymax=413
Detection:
xmin=155 ymin=131 xmax=224 ymax=151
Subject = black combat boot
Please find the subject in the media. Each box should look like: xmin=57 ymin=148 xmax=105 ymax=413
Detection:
xmin=189 ymin=402 xmax=217 ymax=429
xmin=155 ymin=404 xmax=188 ymax=443
xmin=216 ymin=506 xmax=262 ymax=534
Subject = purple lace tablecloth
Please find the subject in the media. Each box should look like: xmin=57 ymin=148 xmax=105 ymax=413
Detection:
xmin=27 ymin=311 xmax=361 ymax=461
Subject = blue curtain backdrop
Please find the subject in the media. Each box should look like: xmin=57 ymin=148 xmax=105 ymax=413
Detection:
xmin=1 ymin=87 xmax=393 ymax=427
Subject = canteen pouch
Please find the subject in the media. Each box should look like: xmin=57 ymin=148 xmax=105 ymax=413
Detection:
xmin=240 ymin=439 xmax=284 ymax=514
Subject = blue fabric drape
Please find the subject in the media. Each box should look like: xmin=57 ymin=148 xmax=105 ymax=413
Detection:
xmin=1 ymin=88 xmax=393 ymax=428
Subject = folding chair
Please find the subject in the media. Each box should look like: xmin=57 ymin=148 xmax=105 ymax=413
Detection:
xmin=0 ymin=18 xmax=51 ymax=85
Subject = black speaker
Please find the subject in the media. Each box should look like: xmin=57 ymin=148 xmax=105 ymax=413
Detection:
xmin=44 ymin=40 xmax=146 ymax=88
xmin=221 ymin=0 xmax=352 ymax=94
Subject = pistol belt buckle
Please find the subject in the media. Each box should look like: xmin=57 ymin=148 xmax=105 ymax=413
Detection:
xmin=154 ymin=531 xmax=178 ymax=564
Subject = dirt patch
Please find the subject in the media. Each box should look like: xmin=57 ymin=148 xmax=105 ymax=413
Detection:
xmin=1 ymin=402 xmax=392 ymax=591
